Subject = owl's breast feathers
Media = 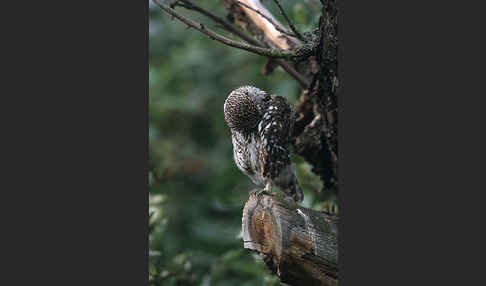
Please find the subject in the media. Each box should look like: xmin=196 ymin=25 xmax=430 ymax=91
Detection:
xmin=257 ymin=94 xmax=293 ymax=181
xmin=231 ymin=128 xmax=265 ymax=186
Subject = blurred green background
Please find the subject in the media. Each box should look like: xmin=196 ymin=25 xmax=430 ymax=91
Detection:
xmin=149 ymin=1 xmax=333 ymax=285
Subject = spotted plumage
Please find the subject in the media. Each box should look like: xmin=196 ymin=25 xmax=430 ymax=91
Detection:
xmin=223 ymin=86 xmax=303 ymax=202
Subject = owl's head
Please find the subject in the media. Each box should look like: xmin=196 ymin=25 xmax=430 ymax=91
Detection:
xmin=224 ymin=86 xmax=266 ymax=131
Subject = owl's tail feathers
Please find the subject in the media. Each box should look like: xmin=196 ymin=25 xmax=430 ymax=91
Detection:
xmin=286 ymin=179 xmax=304 ymax=203
xmin=275 ymin=164 xmax=304 ymax=202
xmin=279 ymin=165 xmax=303 ymax=203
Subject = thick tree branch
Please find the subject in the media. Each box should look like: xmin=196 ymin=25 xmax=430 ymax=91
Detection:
xmin=242 ymin=192 xmax=338 ymax=286
xmin=153 ymin=0 xmax=310 ymax=59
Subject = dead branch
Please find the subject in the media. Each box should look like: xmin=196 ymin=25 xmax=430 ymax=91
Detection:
xmin=242 ymin=192 xmax=338 ymax=286
xmin=230 ymin=0 xmax=300 ymax=50
xmin=170 ymin=0 xmax=309 ymax=88
xmin=234 ymin=0 xmax=299 ymax=39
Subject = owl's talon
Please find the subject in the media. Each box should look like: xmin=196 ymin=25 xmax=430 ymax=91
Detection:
xmin=250 ymin=189 xmax=269 ymax=198
xmin=263 ymin=182 xmax=272 ymax=193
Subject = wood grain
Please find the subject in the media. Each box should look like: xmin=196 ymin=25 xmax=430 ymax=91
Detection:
xmin=242 ymin=192 xmax=338 ymax=286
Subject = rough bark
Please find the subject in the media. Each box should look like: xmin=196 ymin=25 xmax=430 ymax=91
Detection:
xmin=291 ymin=0 xmax=339 ymax=194
xmin=242 ymin=192 xmax=338 ymax=286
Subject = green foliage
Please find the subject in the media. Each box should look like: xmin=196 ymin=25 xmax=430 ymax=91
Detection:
xmin=149 ymin=1 xmax=332 ymax=285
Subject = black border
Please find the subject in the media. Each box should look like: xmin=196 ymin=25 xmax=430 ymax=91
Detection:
xmin=7 ymin=0 xmax=481 ymax=285
xmin=9 ymin=1 xmax=149 ymax=285
xmin=342 ymin=0 xmax=482 ymax=285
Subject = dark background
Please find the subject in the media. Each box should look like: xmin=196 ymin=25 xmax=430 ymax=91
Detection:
xmin=3 ymin=0 xmax=484 ymax=285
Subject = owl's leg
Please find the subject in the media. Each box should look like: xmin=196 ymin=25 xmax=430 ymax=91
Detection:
xmin=249 ymin=181 xmax=272 ymax=198
xmin=263 ymin=181 xmax=272 ymax=192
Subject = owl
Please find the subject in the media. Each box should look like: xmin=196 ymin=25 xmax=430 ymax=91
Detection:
xmin=223 ymin=86 xmax=304 ymax=202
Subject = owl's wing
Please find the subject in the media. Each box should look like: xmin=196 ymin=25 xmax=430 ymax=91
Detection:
xmin=258 ymin=94 xmax=293 ymax=180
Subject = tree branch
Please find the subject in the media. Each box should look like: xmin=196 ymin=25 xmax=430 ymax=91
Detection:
xmin=276 ymin=60 xmax=310 ymax=88
xmin=175 ymin=0 xmax=260 ymax=46
xmin=233 ymin=0 xmax=299 ymax=39
xmin=242 ymin=192 xmax=338 ymax=286
xmin=227 ymin=0 xmax=300 ymax=50
xmin=166 ymin=0 xmax=309 ymax=88
xmin=271 ymin=0 xmax=304 ymax=40
xmin=153 ymin=0 xmax=310 ymax=59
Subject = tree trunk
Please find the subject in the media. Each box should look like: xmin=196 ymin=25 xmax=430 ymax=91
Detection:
xmin=242 ymin=192 xmax=338 ymax=286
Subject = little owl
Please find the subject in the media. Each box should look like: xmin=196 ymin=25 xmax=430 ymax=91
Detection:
xmin=223 ymin=86 xmax=303 ymax=202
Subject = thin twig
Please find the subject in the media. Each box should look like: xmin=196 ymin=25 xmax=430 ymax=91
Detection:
xmin=271 ymin=0 xmax=304 ymax=40
xmin=233 ymin=0 xmax=298 ymax=39
xmin=153 ymin=0 xmax=307 ymax=59
xmin=277 ymin=60 xmax=310 ymax=88
xmin=176 ymin=0 xmax=261 ymax=46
